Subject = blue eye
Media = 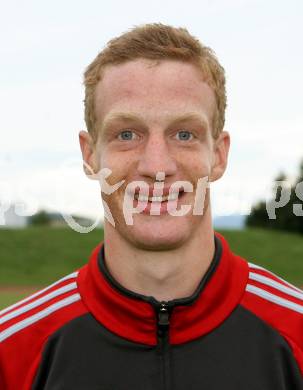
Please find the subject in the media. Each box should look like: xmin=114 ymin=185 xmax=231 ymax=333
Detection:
xmin=118 ymin=130 xmax=136 ymax=141
xmin=176 ymin=130 xmax=193 ymax=141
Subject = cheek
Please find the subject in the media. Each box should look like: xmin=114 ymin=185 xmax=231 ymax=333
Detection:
xmin=181 ymin=155 xmax=212 ymax=177
xmin=100 ymin=152 xmax=136 ymax=186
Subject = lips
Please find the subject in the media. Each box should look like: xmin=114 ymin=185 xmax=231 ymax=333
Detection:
xmin=134 ymin=192 xmax=180 ymax=202
xmin=133 ymin=187 xmax=185 ymax=203
xmin=132 ymin=185 xmax=185 ymax=199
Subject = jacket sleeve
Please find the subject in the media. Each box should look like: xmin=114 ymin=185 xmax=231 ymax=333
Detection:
xmin=0 ymin=328 xmax=44 ymax=390
xmin=0 ymin=346 xmax=6 ymax=389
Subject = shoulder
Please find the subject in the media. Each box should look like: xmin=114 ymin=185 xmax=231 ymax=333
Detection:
xmin=240 ymin=261 xmax=303 ymax=373
xmin=0 ymin=269 xmax=88 ymax=389
xmin=0 ymin=270 xmax=87 ymax=345
xmin=0 ymin=269 xmax=88 ymax=388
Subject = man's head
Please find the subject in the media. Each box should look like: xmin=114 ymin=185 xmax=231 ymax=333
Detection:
xmin=79 ymin=23 xmax=230 ymax=250
xmin=83 ymin=23 xmax=226 ymax=144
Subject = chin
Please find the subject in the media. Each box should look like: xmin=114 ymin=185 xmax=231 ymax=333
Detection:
xmin=122 ymin=221 xmax=191 ymax=252
xmin=128 ymin=235 xmax=186 ymax=252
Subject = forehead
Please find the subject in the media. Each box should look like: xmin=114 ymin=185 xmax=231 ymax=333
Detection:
xmin=94 ymin=59 xmax=216 ymax=126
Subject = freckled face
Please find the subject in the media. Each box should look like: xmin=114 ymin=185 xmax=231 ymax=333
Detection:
xmin=94 ymin=59 xmax=218 ymax=250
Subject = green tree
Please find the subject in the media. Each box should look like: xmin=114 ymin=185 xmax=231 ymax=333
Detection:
xmin=29 ymin=210 xmax=51 ymax=226
xmin=246 ymin=159 xmax=303 ymax=234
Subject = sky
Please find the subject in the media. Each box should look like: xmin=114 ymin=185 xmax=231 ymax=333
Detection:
xmin=1 ymin=0 xmax=302 ymax=222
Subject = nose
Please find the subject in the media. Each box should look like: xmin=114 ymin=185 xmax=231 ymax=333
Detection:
xmin=137 ymin=132 xmax=177 ymax=180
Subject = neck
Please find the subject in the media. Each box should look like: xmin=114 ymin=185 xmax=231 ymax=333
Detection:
xmin=103 ymin=215 xmax=215 ymax=302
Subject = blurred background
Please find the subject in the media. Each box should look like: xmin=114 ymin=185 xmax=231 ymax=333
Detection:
xmin=0 ymin=0 xmax=302 ymax=308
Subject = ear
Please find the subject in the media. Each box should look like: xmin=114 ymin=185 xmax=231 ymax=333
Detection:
xmin=209 ymin=131 xmax=230 ymax=182
xmin=78 ymin=130 xmax=99 ymax=178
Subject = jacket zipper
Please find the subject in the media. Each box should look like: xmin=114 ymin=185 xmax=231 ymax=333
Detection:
xmin=156 ymin=301 xmax=172 ymax=390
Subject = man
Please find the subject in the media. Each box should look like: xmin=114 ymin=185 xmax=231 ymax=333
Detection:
xmin=0 ymin=23 xmax=302 ymax=389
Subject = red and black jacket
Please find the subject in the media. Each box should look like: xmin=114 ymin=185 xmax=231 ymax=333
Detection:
xmin=0 ymin=232 xmax=303 ymax=389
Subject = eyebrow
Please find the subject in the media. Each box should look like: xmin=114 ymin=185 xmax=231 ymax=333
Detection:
xmin=99 ymin=112 xmax=146 ymax=133
xmin=168 ymin=112 xmax=210 ymax=129
xmin=99 ymin=111 xmax=210 ymax=132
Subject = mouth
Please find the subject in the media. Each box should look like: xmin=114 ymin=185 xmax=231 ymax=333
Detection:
xmin=134 ymin=191 xmax=181 ymax=203
xmin=132 ymin=189 xmax=186 ymax=216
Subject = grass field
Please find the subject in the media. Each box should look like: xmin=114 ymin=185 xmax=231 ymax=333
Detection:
xmin=0 ymin=293 xmax=23 ymax=310
xmin=0 ymin=226 xmax=104 ymax=286
xmin=0 ymin=289 xmax=38 ymax=310
xmin=0 ymin=226 xmax=302 ymax=309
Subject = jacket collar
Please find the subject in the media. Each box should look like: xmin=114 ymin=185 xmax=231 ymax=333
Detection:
xmin=77 ymin=231 xmax=248 ymax=345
